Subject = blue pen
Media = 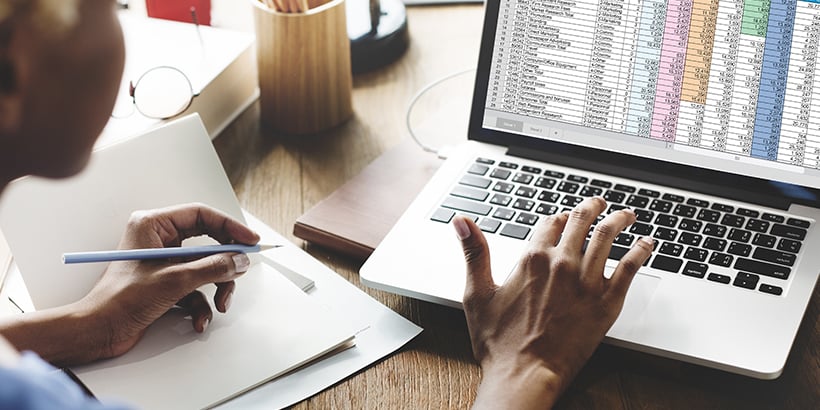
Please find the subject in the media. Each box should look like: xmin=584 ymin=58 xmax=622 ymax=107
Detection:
xmin=62 ymin=244 xmax=281 ymax=264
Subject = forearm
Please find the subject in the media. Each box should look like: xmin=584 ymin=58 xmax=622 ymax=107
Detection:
xmin=0 ymin=301 xmax=107 ymax=367
xmin=473 ymin=360 xmax=565 ymax=410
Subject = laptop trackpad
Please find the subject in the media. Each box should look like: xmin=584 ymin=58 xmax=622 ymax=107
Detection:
xmin=608 ymin=272 xmax=661 ymax=337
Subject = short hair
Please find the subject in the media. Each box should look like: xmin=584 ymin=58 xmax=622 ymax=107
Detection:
xmin=0 ymin=0 xmax=80 ymax=36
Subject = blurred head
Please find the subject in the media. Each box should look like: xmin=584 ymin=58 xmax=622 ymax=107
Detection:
xmin=0 ymin=0 xmax=124 ymax=185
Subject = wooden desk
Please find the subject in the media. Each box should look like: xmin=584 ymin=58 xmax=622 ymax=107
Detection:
xmin=213 ymin=4 xmax=819 ymax=409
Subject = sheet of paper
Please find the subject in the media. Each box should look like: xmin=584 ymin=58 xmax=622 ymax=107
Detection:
xmin=217 ymin=212 xmax=423 ymax=409
xmin=74 ymin=261 xmax=356 ymax=409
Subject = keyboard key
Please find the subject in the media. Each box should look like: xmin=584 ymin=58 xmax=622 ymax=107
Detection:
xmin=651 ymin=255 xmax=683 ymax=273
xmin=608 ymin=204 xmax=628 ymax=214
xmin=673 ymin=204 xmax=697 ymax=218
xmin=561 ymin=195 xmax=583 ymax=207
xmin=711 ymin=202 xmax=734 ymax=213
xmin=728 ymin=228 xmax=752 ymax=242
xmin=678 ymin=219 xmax=703 ymax=232
xmin=458 ymin=214 xmax=479 ymax=223
xmin=634 ymin=209 xmax=654 ymax=222
xmin=579 ymin=186 xmax=603 ymax=197
xmin=786 ymin=217 xmax=811 ymax=229
xmin=512 ymin=199 xmax=535 ymax=211
xmin=703 ymin=237 xmax=727 ymax=251
xmin=535 ymin=204 xmax=559 ymax=215
xmin=686 ymin=198 xmax=710 ymax=207
xmin=460 ymin=175 xmax=491 ymax=189
xmin=490 ymin=194 xmax=512 ymax=206
xmin=515 ymin=212 xmax=539 ymax=226
xmin=568 ymin=175 xmax=588 ymax=183
xmin=662 ymin=193 xmax=685 ymax=203
xmin=759 ymin=284 xmax=783 ymax=296
xmin=442 ymin=197 xmax=492 ymax=215
xmin=538 ymin=191 xmax=560 ymax=203
xmin=534 ymin=177 xmax=557 ymax=189
xmin=727 ymin=242 xmax=752 ymax=257
xmin=614 ymin=183 xmax=636 ymax=193
xmin=430 ymin=208 xmax=455 ymax=223
xmin=736 ymin=208 xmax=759 ymax=218
xmin=682 ymin=261 xmax=708 ymax=278
xmin=500 ymin=223 xmax=530 ymax=239
xmin=745 ymin=219 xmax=770 ymax=233
xmin=478 ymin=218 xmax=501 ymax=233
xmin=498 ymin=161 xmax=518 ymax=169
xmin=703 ymin=223 xmax=727 ymax=237
xmin=512 ymin=173 xmax=534 ymax=184
xmin=476 ymin=157 xmax=495 ymax=165
xmin=659 ymin=242 xmax=684 ymax=256
xmin=752 ymin=233 xmax=776 ymax=248
xmin=761 ymin=213 xmax=785 ymax=223
xmin=467 ymin=163 xmax=489 ymax=175
xmin=770 ymin=223 xmax=807 ymax=240
xmin=721 ymin=214 xmax=745 ymax=228
xmin=521 ymin=165 xmax=541 ymax=174
xmin=654 ymin=227 xmax=677 ymax=241
xmin=493 ymin=208 xmax=515 ymax=220
xmin=603 ymin=190 xmax=626 ymax=203
xmin=734 ymin=258 xmax=791 ymax=280
xmin=630 ymin=222 xmax=653 ymax=235
xmin=777 ymin=238 xmax=801 ymax=253
xmin=638 ymin=188 xmax=660 ymax=198
xmin=649 ymin=199 xmax=673 ymax=213
xmin=709 ymin=252 xmax=734 ymax=267
xmin=590 ymin=179 xmax=613 ymax=188
xmin=655 ymin=214 xmax=678 ymax=227
xmin=544 ymin=170 xmax=565 ymax=178
xmin=493 ymin=182 xmax=515 ymax=193
xmin=684 ymin=247 xmax=708 ymax=262
xmin=752 ymin=248 xmax=796 ymax=267
xmin=490 ymin=168 xmax=511 ymax=179
xmin=614 ymin=233 xmax=635 ymax=246
xmin=678 ymin=232 xmax=703 ymax=246
xmin=626 ymin=195 xmax=649 ymax=208
xmin=707 ymin=273 xmax=731 ymax=284
xmin=451 ymin=186 xmax=489 ymax=202
xmin=557 ymin=181 xmax=580 ymax=193
xmin=515 ymin=187 xmax=537 ymax=198
xmin=733 ymin=272 xmax=759 ymax=290
xmin=696 ymin=209 xmax=721 ymax=223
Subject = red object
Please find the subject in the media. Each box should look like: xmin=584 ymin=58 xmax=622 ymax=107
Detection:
xmin=145 ymin=0 xmax=211 ymax=26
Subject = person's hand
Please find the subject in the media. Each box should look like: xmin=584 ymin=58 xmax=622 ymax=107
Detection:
xmin=453 ymin=197 xmax=654 ymax=409
xmin=78 ymin=203 xmax=260 ymax=360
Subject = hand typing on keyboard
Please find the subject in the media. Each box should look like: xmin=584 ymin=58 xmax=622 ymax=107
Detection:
xmin=452 ymin=197 xmax=654 ymax=409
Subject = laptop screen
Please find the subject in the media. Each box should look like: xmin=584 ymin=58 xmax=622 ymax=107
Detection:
xmin=473 ymin=0 xmax=820 ymax=195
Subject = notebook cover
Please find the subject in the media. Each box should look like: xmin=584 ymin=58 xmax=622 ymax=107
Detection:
xmin=294 ymin=140 xmax=443 ymax=260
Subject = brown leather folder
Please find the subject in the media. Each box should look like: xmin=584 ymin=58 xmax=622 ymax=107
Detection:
xmin=294 ymin=140 xmax=443 ymax=260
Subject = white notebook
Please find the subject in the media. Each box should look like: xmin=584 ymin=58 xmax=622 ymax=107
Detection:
xmin=0 ymin=115 xmax=357 ymax=409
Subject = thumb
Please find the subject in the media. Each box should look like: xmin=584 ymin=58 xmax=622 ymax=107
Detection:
xmin=453 ymin=216 xmax=494 ymax=306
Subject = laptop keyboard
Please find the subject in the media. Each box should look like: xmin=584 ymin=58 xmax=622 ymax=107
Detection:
xmin=431 ymin=157 xmax=813 ymax=297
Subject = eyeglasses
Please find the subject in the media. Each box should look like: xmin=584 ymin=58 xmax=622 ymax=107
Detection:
xmin=110 ymin=66 xmax=200 ymax=120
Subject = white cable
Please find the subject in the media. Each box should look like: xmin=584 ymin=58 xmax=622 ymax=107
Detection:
xmin=405 ymin=68 xmax=476 ymax=158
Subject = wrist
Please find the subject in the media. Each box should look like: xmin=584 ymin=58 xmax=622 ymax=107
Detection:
xmin=473 ymin=357 xmax=565 ymax=409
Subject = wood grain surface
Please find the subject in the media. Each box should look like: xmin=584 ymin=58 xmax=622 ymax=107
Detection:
xmin=213 ymin=4 xmax=819 ymax=409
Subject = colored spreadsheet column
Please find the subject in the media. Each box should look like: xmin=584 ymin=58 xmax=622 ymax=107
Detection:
xmin=751 ymin=0 xmax=796 ymax=160
xmin=651 ymin=0 xmax=693 ymax=141
xmin=626 ymin=0 xmax=667 ymax=138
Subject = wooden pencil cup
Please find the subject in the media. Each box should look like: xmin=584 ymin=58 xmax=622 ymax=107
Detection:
xmin=252 ymin=0 xmax=353 ymax=135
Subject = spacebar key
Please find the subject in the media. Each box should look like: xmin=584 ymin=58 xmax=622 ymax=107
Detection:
xmin=441 ymin=197 xmax=492 ymax=216
xmin=734 ymin=258 xmax=791 ymax=280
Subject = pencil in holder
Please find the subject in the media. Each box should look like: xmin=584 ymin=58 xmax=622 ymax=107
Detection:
xmin=251 ymin=0 xmax=354 ymax=135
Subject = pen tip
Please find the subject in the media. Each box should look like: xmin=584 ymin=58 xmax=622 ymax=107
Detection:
xmin=258 ymin=244 xmax=283 ymax=251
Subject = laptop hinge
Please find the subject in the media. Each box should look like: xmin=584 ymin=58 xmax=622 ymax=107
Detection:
xmin=507 ymin=145 xmax=792 ymax=210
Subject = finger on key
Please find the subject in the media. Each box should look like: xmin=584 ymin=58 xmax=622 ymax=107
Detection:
xmin=526 ymin=211 xmax=570 ymax=251
xmin=581 ymin=208 xmax=636 ymax=283
xmin=558 ymin=196 xmax=607 ymax=254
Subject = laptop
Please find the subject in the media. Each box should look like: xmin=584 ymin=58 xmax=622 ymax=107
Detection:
xmin=360 ymin=0 xmax=820 ymax=379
